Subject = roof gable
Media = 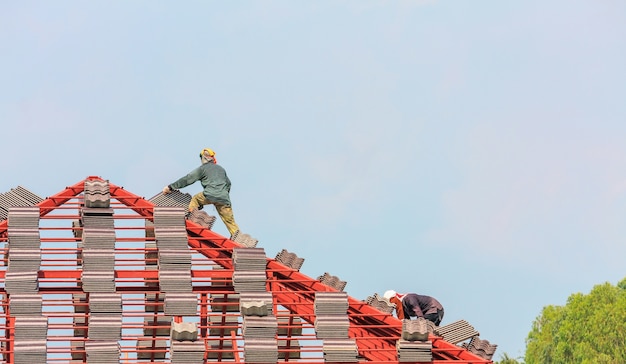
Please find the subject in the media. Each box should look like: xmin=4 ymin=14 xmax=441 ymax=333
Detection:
xmin=0 ymin=176 xmax=494 ymax=363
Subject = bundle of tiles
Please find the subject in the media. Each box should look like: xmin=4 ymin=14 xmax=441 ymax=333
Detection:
xmin=232 ymin=248 xmax=268 ymax=292
xmin=240 ymin=292 xmax=273 ymax=316
xmin=85 ymin=341 xmax=121 ymax=364
xmin=9 ymin=294 xmax=42 ymax=315
xmin=164 ymin=292 xmax=198 ymax=316
xmin=6 ymin=207 xmax=41 ymax=294
xmin=170 ymin=321 xmax=205 ymax=363
xmin=88 ymin=293 xmax=123 ymax=341
xmin=231 ymin=230 xmax=259 ymax=248
xmin=240 ymin=268 xmax=279 ymax=364
xmin=402 ymin=318 xmax=434 ymax=341
xmin=243 ymin=337 xmax=279 ymax=363
xmin=149 ymin=190 xmax=192 ymax=208
xmin=0 ymin=186 xmax=42 ymax=221
xmin=80 ymin=205 xmax=116 ymax=293
xmin=274 ymin=249 xmax=305 ymax=271
xmin=187 ymin=209 xmax=216 ymax=229
xmin=317 ymin=272 xmax=347 ymax=292
xmin=84 ymin=180 xmax=111 ymax=208
xmin=13 ymin=315 xmax=48 ymax=363
xmin=322 ymin=338 xmax=359 ymax=363
xmin=365 ymin=293 xmax=395 ymax=314
xmin=314 ymin=291 xmax=350 ymax=338
xmin=396 ymin=339 xmax=432 ymax=362
xmin=462 ymin=336 xmax=498 ymax=360
xmin=170 ymin=341 xmax=206 ymax=363
xmin=433 ymin=319 xmax=479 ymax=344
xmin=153 ymin=207 xmax=195 ymax=315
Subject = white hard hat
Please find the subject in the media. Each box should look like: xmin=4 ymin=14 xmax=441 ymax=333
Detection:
xmin=383 ymin=290 xmax=397 ymax=300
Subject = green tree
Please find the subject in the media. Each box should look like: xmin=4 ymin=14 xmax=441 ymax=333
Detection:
xmin=525 ymin=277 xmax=626 ymax=364
xmin=494 ymin=352 xmax=523 ymax=363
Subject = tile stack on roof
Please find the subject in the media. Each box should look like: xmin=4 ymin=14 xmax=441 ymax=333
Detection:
xmin=6 ymin=207 xmax=41 ymax=294
xmin=149 ymin=190 xmax=192 ymax=208
xmin=0 ymin=186 xmax=42 ymax=221
xmin=275 ymin=249 xmax=305 ymax=271
xmin=396 ymin=318 xmax=434 ymax=362
xmin=240 ymin=292 xmax=273 ymax=316
xmin=84 ymin=180 xmax=111 ymax=208
xmin=153 ymin=207 xmax=196 ymax=314
xmin=402 ymin=318 xmax=434 ymax=341
xmin=234 ymin=248 xmax=279 ymax=363
xmin=314 ymin=291 xmax=358 ymax=362
xmin=187 ymin=209 xmax=216 ymax=230
xmin=231 ymin=230 xmax=259 ymax=248
xmin=396 ymin=339 xmax=433 ymax=362
xmin=462 ymin=336 xmax=498 ymax=360
xmin=171 ymin=320 xmax=198 ymax=342
xmin=170 ymin=340 xmax=206 ymax=363
xmin=232 ymin=248 xmax=268 ymax=292
xmin=434 ymin=319 xmax=480 ymax=344
xmin=13 ymin=315 xmax=48 ymax=363
xmin=323 ymin=339 xmax=359 ymax=363
xmin=317 ymin=272 xmax=347 ymax=292
xmin=80 ymin=181 xmax=116 ymax=293
xmin=88 ymin=293 xmax=123 ymax=341
xmin=365 ymin=293 xmax=396 ymax=314
xmin=84 ymin=341 xmax=121 ymax=364
xmin=80 ymin=212 xmax=116 ymax=293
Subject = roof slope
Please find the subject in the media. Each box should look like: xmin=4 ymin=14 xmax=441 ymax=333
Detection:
xmin=0 ymin=176 xmax=494 ymax=363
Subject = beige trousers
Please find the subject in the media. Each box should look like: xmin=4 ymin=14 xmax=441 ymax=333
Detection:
xmin=189 ymin=192 xmax=240 ymax=235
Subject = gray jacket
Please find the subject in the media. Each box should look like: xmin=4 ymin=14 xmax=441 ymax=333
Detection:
xmin=169 ymin=163 xmax=232 ymax=206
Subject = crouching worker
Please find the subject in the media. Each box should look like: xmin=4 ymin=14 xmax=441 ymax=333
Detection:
xmin=383 ymin=290 xmax=444 ymax=326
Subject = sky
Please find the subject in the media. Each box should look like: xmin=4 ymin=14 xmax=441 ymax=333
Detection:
xmin=1 ymin=1 xmax=625 ymax=360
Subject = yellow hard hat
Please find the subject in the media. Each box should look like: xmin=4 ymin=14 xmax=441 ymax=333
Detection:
xmin=199 ymin=148 xmax=215 ymax=158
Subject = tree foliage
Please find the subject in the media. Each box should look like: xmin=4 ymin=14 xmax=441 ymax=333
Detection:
xmin=525 ymin=277 xmax=626 ymax=363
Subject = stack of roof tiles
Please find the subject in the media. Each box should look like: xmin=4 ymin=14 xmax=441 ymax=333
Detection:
xmin=231 ymin=247 xmax=279 ymax=363
xmin=84 ymin=180 xmax=111 ymax=208
xmin=80 ymin=181 xmax=116 ymax=293
xmin=231 ymin=230 xmax=259 ymax=248
xmin=149 ymin=190 xmax=192 ymax=208
xmin=170 ymin=320 xmax=205 ymax=363
xmin=6 ymin=207 xmax=41 ymax=294
xmin=462 ymin=336 xmax=498 ymax=360
xmin=317 ymin=272 xmax=347 ymax=292
xmin=187 ymin=209 xmax=216 ymax=230
xmin=88 ymin=293 xmax=123 ymax=341
xmin=396 ymin=339 xmax=433 ymax=362
xmin=365 ymin=293 xmax=396 ymax=314
xmin=275 ymin=249 xmax=305 ymax=271
xmin=81 ymin=180 xmax=122 ymax=362
xmin=0 ymin=186 xmax=42 ymax=221
xmin=6 ymin=206 xmax=48 ymax=362
xmin=153 ymin=207 xmax=197 ymax=316
xmin=396 ymin=318 xmax=434 ymax=361
xmin=13 ymin=310 xmax=48 ymax=363
xmin=434 ymin=319 xmax=480 ymax=344
xmin=232 ymin=248 xmax=268 ymax=292
xmin=315 ymin=291 xmax=358 ymax=362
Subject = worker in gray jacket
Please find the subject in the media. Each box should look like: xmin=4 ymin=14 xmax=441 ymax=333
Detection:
xmin=384 ymin=290 xmax=444 ymax=326
xmin=163 ymin=148 xmax=240 ymax=236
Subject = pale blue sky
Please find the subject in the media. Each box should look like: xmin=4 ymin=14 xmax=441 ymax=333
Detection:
xmin=2 ymin=1 xmax=625 ymax=359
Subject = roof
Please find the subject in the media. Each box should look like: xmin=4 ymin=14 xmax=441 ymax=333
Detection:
xmin=0 ymin=176 xmax=495 ymax=363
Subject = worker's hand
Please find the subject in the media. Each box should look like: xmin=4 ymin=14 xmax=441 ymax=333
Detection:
xmin=162 ymin=186 xmax=172 ymax=194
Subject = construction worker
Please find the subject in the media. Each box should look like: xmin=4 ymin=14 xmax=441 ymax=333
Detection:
xmin=162 ymin=148 xmax=240 ymax=237
xmin=383 ymin=290 xmax=445 ymax=326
